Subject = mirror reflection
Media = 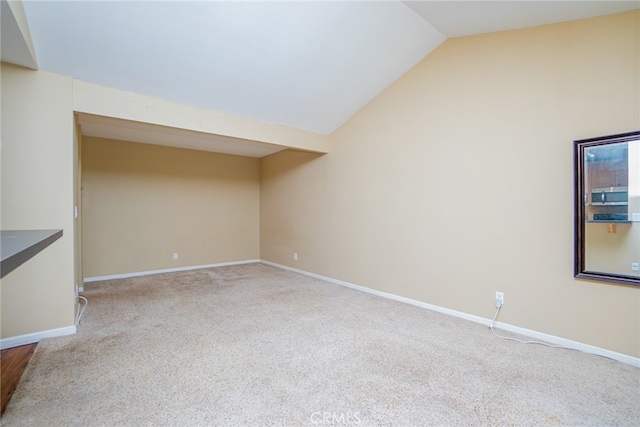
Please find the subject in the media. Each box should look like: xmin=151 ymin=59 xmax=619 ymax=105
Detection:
xmin=575 ymin=132 xmax=640 ymax=285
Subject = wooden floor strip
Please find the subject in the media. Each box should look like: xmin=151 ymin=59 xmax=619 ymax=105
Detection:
xmin=1 ymin=343 xmax=37 ymax=417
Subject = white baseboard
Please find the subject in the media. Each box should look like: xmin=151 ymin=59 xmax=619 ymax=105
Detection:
xmin=0 ymin=325 xmax=77 ymax=350
xmin=260 ymin=260 xmax=640 ymax=368
xmin=83 ymin=259 xmax=261 ymax=283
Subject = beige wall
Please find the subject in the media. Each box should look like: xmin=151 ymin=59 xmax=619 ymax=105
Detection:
xmin=1 ymin=63 xmax=76 ymax=338
xmin=81 ymin=137 xmax=260 ymax=277
xmin=260 ymin=11 xmax=640 ymax=357
xmin=74 ymin=119 xmax=83 ymax=293
xmin=1 ymin=10 xmax=638 ymax=358
xmin=0 ymin=56 xmax=321 ymax=344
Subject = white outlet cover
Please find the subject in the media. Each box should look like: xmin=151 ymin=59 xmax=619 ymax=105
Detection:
xmin=632 ymin=213 xmax=640 ymax=222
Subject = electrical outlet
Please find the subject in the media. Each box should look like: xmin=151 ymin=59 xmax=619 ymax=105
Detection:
xmin=495 ymin=291 xmax=504 ymax=308
xmin=173 ymin=252 xmax=179 ymax=260
xmin=294 ymin=252 xmax=298 ymax=261
xmin=632 ymin=263 xmax=639 ymax=272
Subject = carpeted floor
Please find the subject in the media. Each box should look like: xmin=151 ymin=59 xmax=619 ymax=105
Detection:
xmin=3 ymin=263 xmax=639 ymax=426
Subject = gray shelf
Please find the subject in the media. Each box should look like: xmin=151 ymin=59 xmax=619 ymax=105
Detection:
xmin=1 ymin=230 xmax=63 ymax=278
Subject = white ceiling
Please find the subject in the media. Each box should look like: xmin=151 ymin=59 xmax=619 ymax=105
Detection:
xmin=3 ymin=1 xmax=639 ymax=157
xmin=404 ymin=1 xmax=639 ymax=38
xmin=0 ymin=0 xmax=38 ymax=69
xmin=22 ymin=0 xmax=446 ymax=136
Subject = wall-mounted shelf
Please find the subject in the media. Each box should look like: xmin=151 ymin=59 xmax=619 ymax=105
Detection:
xmin=1 ymin=230 xmax=63 ymax=278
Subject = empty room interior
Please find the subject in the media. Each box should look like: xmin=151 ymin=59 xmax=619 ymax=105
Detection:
xmin=1 ymin=0 xmax=639 ymax=425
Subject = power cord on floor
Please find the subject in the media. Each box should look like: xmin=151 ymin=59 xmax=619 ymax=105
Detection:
xmin=490 ymin=306 xmax=624 ymax=364
xmin=490 ymin=306 xmax=570 ymax=349
xmin=76 ymin=296 xmax=88 ymax=326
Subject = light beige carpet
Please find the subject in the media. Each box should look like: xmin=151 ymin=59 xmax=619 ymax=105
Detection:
xmin=3 ymin=263 xmax=639 ymax=426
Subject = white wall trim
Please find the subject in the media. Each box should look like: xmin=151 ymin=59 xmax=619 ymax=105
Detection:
xmin=83 ymin=259 xmax=261 ymax=283
xmin=0 ymin=326 xmax=76 ymax=350
xmin=260 ymin=260 xmax=640 ymax=368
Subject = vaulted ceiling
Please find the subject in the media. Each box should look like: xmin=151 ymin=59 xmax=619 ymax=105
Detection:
xmin=2 ymin=1 xmax=638 ymax=155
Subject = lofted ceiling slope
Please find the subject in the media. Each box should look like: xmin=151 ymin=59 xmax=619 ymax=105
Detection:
xmin=2 ymin=1 xmax=638 ymax=156
xmin=21 ymin=0 xmax=445 ymax=135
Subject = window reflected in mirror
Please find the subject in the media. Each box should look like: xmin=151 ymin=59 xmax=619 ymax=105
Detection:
xmin=574 ymin=131 xmax=640 ymax=286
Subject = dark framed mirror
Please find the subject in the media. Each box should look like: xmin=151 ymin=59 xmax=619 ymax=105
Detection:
xmin=574 ymin=130 xmax=640 ymax=286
